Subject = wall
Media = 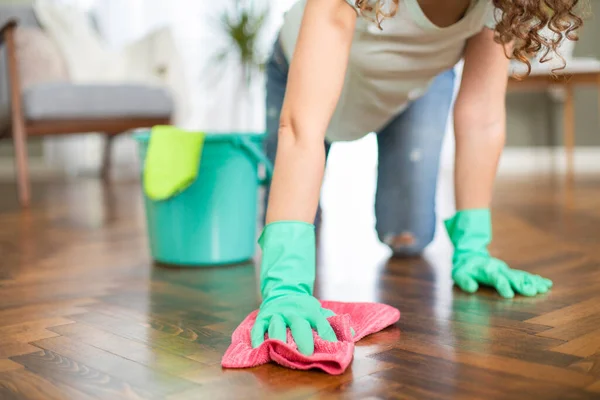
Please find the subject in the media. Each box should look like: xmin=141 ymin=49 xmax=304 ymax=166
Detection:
xmin=505 ymin=0 xmax=600 ymax=147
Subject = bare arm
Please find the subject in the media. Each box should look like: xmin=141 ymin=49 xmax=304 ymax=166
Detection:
xmin=453 ymin=27 xmax=511 ymax=210
xmin=265 ymin=0 xmax=356 ymax=223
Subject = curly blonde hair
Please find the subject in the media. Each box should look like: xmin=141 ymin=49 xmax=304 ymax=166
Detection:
xmin=355 ymin=0 xmax=585 ymax=76
xmin=492 ymin=0 xmax=584 ymax=75
xmin=354 ymin=0 xmax=400 ymax=28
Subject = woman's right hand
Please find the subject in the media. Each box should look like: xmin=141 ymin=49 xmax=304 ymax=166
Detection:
xmin=250 ymin=221 xmax=338 ymax=356
xmin=251 ymin=293 xmax=337 ymax=356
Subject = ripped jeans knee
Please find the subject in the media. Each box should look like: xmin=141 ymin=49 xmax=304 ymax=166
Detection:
xmin=378 ymin=228 xmax=435 ymax=257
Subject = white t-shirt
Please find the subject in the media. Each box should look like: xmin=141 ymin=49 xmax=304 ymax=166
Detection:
xmin=278 ymin=0 xmax=499 ymax=142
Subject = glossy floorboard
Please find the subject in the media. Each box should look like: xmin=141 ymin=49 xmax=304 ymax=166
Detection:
xmin=0 ymin=172 xmax=599 ymax=399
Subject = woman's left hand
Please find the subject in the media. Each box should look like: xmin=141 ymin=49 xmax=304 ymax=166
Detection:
xmin=444 ymin=209 xmax=553 ymax=298
xmin=451 ymin=253 xmax=553 ymax=298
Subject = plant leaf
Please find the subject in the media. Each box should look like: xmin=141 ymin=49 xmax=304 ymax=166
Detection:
xmin=207 ymin=3 xmax=270 ymax=88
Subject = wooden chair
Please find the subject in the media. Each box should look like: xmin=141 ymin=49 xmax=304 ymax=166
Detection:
xmin=0 ymin=6 xmax=173 ymax=207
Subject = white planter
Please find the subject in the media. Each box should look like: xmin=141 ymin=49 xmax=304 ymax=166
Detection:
xmin=197 ymin=61 xmax=266 ymax=133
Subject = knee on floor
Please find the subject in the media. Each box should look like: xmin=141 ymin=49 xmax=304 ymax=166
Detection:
xmin=378 ymin=229 xmax=434 ymax=257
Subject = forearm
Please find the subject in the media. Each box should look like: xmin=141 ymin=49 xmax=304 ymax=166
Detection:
xmin=266 ymin=0 xmax=356 ymax=223
xmin=453 ymin=116 xmax=505 ymax=210
xmin=452 ymin=27 xmax=509 ymax=211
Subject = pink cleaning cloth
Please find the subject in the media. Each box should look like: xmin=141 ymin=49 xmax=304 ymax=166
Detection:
xmin=221 ymin=301 xmax=400 ymax=375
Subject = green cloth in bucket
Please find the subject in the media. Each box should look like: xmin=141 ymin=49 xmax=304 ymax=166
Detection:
xmin=143 ymin=125 xmax=205 ymax=201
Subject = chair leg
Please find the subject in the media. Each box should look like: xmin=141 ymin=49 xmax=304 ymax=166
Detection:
xmin=101 ymin=134 xmax=114 ymax=181
xmin=12 ymin=121 xmax=31 ymax=207
xmin=5 ymin=23 xmax=31 ymax=207
xmin=563 ymin=84 xmax=575 ymax=180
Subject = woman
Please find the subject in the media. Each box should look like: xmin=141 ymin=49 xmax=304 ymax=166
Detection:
xmin=251 ymin=0 xmax=582 ymax=356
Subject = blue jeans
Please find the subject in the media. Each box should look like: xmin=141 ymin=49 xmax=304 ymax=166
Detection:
xmin=264 ymin=37 xmax=456 ymax=256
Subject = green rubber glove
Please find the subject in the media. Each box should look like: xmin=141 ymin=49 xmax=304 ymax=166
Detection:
xmin=444 ymin=209 xmax=553 ymax=298
xmin=251 ymin=221 xmax=338 ymax=355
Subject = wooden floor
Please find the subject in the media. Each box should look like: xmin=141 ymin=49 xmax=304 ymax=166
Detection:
xmin=0 ymin=173 xmax=599 ymax=399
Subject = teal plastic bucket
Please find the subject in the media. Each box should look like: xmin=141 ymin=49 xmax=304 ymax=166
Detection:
xmin=134 ymin=130 xmax=272 ymax=266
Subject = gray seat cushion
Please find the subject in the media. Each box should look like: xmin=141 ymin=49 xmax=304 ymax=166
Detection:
xmin=0 ymin=5 xmax=41 ymax=29
xmin=22 ymin=83 xmax=173 ymax=120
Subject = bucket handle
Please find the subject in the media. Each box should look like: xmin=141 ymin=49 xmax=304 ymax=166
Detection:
xmin=236 ymin=136 xmax=273 ymax=185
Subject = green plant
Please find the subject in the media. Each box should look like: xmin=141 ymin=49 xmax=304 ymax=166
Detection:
xmin=211 ymin=0 xmax=269 ymax=88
